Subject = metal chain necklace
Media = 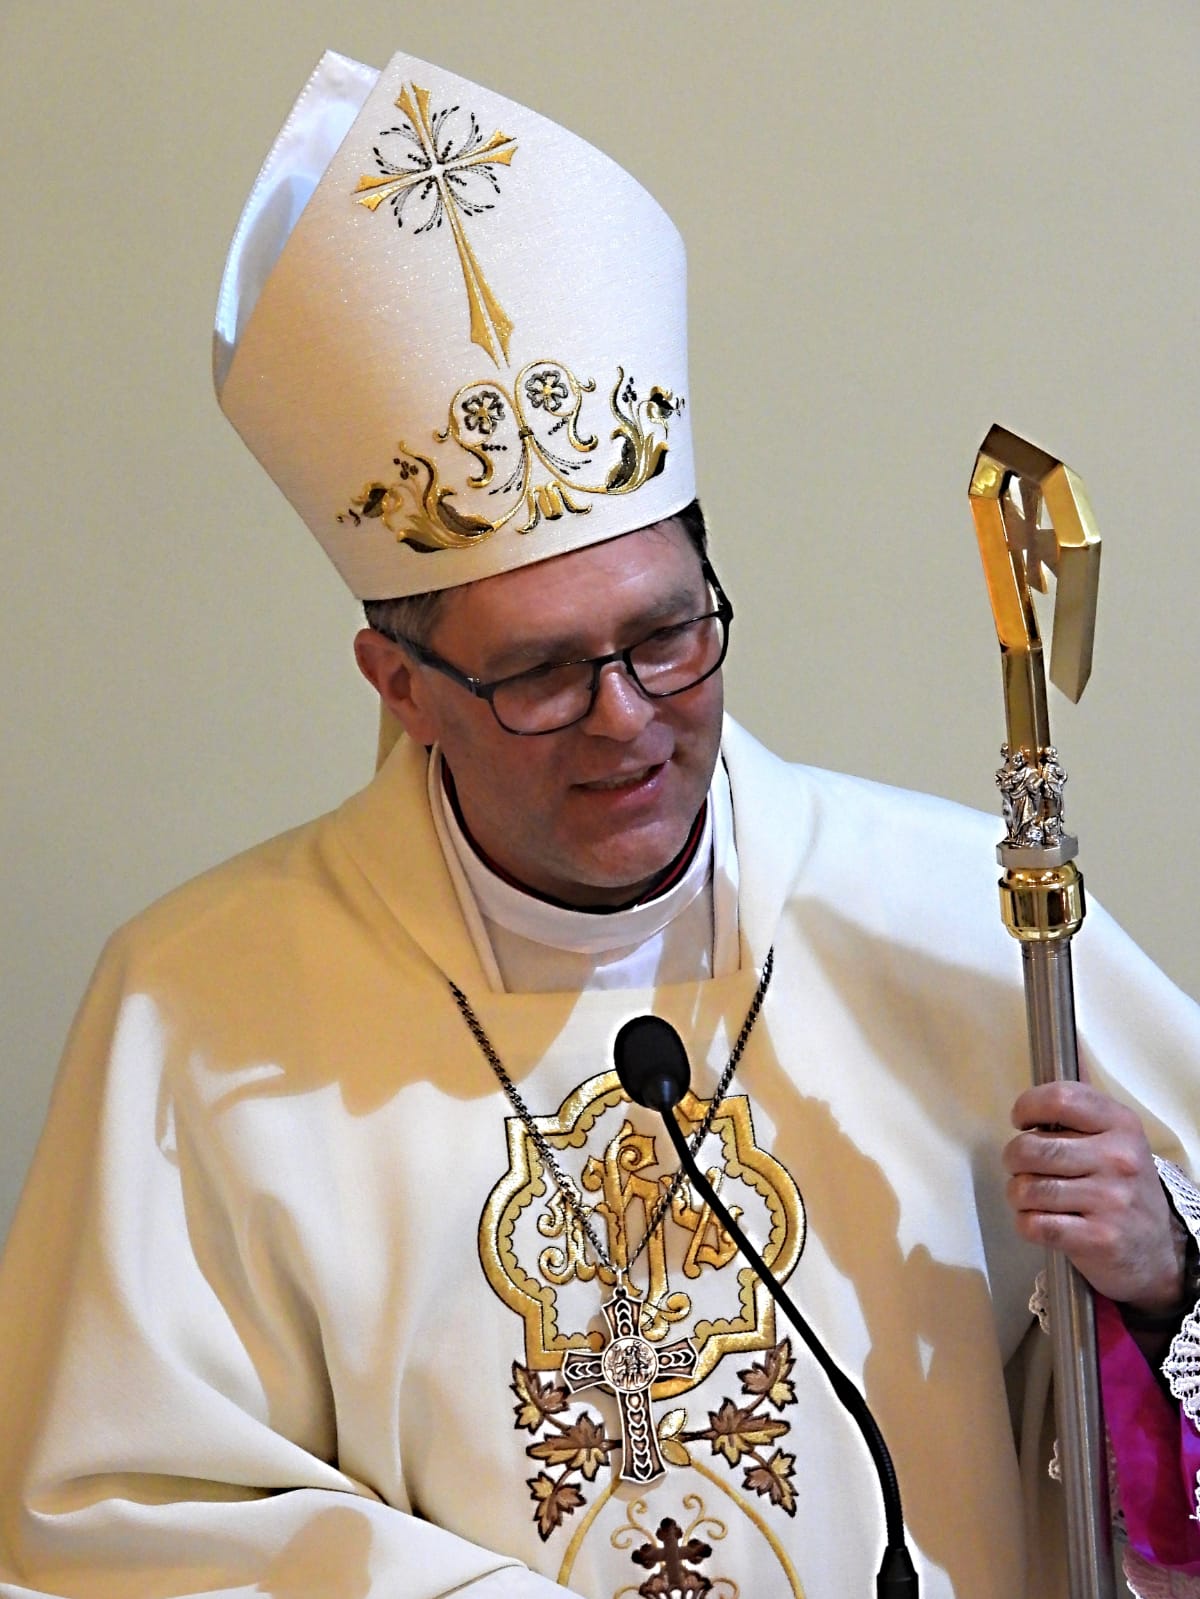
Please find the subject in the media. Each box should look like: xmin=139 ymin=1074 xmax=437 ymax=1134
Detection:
xmin=448 ymin=945 xmax=774 ymax=1280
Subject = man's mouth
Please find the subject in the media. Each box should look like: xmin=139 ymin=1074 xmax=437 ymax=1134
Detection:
xmin=576 ymin=762 xmax=662 ymax=792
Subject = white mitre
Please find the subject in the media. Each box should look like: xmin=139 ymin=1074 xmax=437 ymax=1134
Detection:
xmin=214 ymin=50 xmax=694 ymax=599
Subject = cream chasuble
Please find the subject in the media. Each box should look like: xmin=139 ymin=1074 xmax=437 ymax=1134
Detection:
xmin=2 ymin=717 xmax=1200 ymax=1599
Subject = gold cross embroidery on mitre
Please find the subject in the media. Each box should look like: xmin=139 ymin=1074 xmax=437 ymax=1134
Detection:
xmin=354 ymin=83 xmax=518 ymax=366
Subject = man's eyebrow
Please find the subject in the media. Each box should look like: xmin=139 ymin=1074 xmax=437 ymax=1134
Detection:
xmin=481 ymin=580 xmax=706 ymax=677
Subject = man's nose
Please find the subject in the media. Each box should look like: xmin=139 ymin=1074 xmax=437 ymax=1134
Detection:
xmin=582 ymin=660 xmax=654 ymax=738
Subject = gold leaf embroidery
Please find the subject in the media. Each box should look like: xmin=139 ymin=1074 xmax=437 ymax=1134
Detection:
xmin=515 ymin=1361 xmax=619 ymax=1540
xmin=738 ymin=1341 xmax=796 ymax=1411
xmin=526 ymin=1414 xmax=616 ymax=1481
xmin=702 ymin=1398 xmax=790 ymax=1467
xmin=528 ymin=1472 xmax=586 ymax=1540
xmin=511 ymin=1362 xmax=569 ymax=1432
xmin=657 ymin=1407 xmax=692 ymax=1469
xmin=742 ymin=1450 xmax=798 ymax=1518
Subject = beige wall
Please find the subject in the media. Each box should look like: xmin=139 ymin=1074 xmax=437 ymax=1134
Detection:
xmin=2 ymin=1 xmax=1197 ymax=1245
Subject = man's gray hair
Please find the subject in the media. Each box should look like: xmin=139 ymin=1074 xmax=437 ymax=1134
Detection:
xmin=363 ymin=499 xmax=708 ymax=649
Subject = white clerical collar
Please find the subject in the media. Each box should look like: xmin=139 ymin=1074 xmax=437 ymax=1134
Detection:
xmin=429 ymin=750 xmax=740 ymax=984
xmin=433 ymin=755 xmax=708 ymax=955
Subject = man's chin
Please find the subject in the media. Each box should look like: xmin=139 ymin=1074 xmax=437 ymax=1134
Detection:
xmin=544 ymin=819 xmax=700 ymax=908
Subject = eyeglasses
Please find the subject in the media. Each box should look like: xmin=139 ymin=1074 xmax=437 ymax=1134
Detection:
xmin=391 ymin=560 xmax=733 ymax=735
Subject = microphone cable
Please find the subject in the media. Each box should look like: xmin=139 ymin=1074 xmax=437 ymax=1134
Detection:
xmin=614 ymin=1013 xmax=919 ymax=1598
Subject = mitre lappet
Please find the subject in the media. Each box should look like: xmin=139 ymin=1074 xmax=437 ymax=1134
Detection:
xmin=214 ymin=48 xmax=695 ymax=600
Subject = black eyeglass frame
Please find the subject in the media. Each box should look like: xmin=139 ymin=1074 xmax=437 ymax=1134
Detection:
xmin=390 ymin=558 xmax=734 ymax=736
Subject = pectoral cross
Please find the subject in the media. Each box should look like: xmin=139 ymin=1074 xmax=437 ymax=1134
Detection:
xmin=561 ymin=1286 xmax=697 ymax=1484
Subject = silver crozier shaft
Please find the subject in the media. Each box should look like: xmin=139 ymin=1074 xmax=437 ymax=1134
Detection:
xmin=1021 ymin=939 xmax=1115 ymax=1599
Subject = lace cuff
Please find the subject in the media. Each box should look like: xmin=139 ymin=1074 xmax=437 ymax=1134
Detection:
xmin=1124 ymin=1547 xmax=1200 ymax=1598
xmin=1157 ymin=1159 xmax=1200 ymax=1249
xmin=1030 ymin=1269 xmax=1050 ymax=1335
xmin=1158 ymin=1159 xmax=1200 ymax=1430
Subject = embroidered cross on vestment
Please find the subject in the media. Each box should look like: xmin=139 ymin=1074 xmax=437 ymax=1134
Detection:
xmin=631 ymin=1515 xmax=714 ymax=1599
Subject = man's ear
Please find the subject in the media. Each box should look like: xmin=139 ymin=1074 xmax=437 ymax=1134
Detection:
xmin=353 ymin=628 xmax=441 ymax=747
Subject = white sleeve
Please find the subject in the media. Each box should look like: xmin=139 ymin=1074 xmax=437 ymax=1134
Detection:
xmin=0 ymin=937 xmax=583 ymax=1599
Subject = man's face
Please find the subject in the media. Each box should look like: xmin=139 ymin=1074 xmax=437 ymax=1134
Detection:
xmin=404 ymin=518 xmax=724 ymax=907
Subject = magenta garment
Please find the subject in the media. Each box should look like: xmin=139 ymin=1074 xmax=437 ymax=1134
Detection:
xmin=1099 ymin=1293 xmax=1200 ymax=1573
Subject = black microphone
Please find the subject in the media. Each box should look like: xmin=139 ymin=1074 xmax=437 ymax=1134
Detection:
xmin=613 ymin=1015 xmax=691 ymax=1116
xmin=614 ymin=1014 xmax=919 ymax=1599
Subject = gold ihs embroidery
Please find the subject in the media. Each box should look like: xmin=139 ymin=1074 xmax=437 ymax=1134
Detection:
xmin=479 ymin=1070 xmax=806 ymax=1386
xmin=581 ymin=1123 xmax=689 ymax=1337
xmin=537 ymin=1191 xmax=599 ymax=1286
xmin=534 ymin=1121 xmax=740 ymax=1338
xmin=672 ymin=1171 xmax=742 ymax=1279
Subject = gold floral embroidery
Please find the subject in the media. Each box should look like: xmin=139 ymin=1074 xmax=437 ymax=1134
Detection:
xmin=337 ymin=365 xmax=682 ymax=551
xmin=661 ymin=1340 xmax=801 ymax=1517
xmin=511 ymin=1361 xmax=619 ymax=1541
